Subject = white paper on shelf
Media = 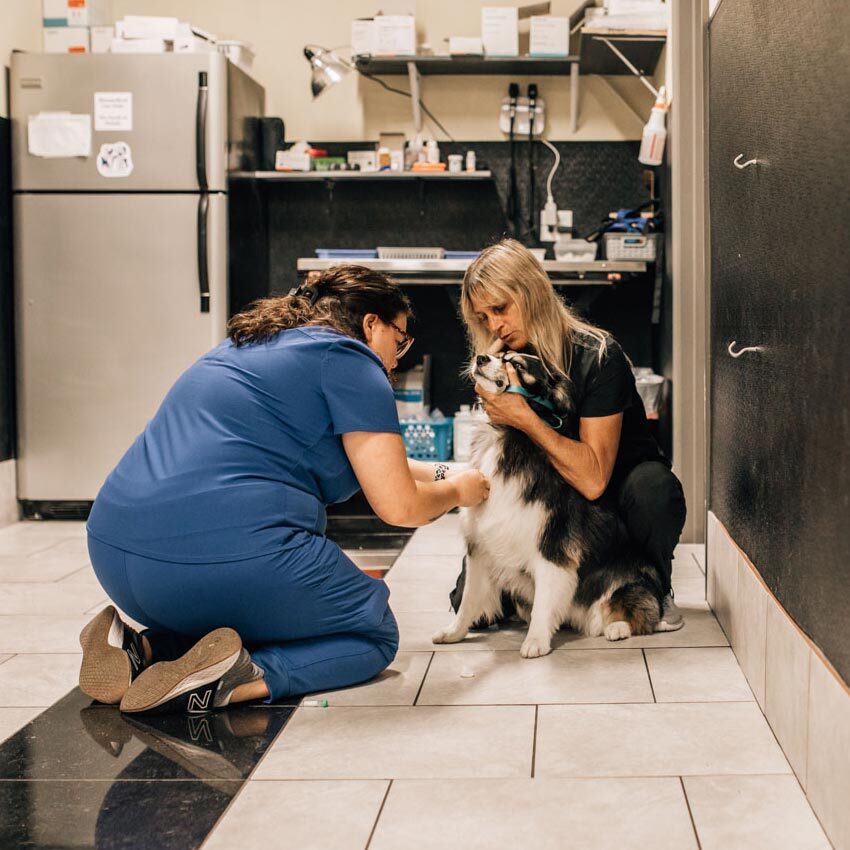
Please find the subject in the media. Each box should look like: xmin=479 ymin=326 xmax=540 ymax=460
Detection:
xmin=27 ymin=112 xmax=92 ymax=158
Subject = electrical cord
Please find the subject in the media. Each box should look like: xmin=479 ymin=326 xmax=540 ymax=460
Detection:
xmin=527 ymin=83 xmax=538 ymax=240
xmin=306 ymin=45 xmax=455 ymax=141
xmin=540 ymin=138 xmax=560 ymax=203
xmin=507 ymin=82 xmax=519 ymax=236
xmin=358 ymin=70 xmax=455 ymax=141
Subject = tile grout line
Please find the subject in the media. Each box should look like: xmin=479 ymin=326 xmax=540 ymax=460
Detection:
xmin=678 ymin=776 xmax=703 ymax=850
xmin=364 ymin=779 xmax=393 ymax=850
xmin=412 ymin=652 xmax=435 ymax=706
xmin=530 ymin=705 xmax=539 ymax=778
xmin=197 ymin=704 xmax=301 ymax=850
xmin=642 ymin=649 xmax=657 ymax=702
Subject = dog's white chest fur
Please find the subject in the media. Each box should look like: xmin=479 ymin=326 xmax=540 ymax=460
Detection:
xmin=461 ymin=434 xmax=555 ymax=606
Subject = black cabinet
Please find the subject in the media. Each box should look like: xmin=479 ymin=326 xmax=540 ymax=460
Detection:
xmin=709 ymin=0 xmax=850 ymax=681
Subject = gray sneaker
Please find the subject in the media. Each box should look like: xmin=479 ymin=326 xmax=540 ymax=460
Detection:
xmin=655 ymin=592 xmax=685 ymax=632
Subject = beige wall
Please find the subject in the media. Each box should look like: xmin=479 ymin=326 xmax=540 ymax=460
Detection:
xmin=1 ymin=0 xmax=42 ymax=117
xmin=106 ymin=0 xmax=654 ymax=141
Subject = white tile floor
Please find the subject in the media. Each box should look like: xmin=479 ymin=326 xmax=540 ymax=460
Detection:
xmin=0 ymin=517 xmax=833 ymax=849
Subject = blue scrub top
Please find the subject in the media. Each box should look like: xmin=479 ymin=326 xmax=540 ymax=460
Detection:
xmin=87 ymin=327 xmax=400 ymax=563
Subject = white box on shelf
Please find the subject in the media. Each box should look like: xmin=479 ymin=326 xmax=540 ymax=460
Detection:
xmin=275 ymin=150 xmax=311 ymax=172
xmin=116 ymin=15 xmax=181 ymax=40
xmin=90 ymin=25 xmax=114 ymax=52
xmin=529 ymin=16 xmax=569 ymax=56
xmin=374 ymin=15 xmax=416 ymax=56
xmin=110 ymin=37 xmax=167 ymax=53
xmin=351 ymin=18 xmax=377 ymax=56
xmin=482 ymin=7 xmax=518 ymax=57
xmin=43 ymin=0 xmax=111 ymax=27
xmin=43 ymin=27 xmax=90 ymax=53
xmin=449 ymin=36 xmax=483 ymax=55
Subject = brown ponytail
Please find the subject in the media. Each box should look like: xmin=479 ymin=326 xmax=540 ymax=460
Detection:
xmin=227 ymin=265 xmax=412 ymax=347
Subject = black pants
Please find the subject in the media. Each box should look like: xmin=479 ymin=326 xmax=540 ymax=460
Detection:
xmin=450 ymin=460 xmax=687 ymax=617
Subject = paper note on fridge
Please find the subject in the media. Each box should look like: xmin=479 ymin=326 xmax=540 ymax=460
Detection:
xmin=28 ymin=112 xmax=92 ymax=158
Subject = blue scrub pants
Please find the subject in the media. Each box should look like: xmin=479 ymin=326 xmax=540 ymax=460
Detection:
xmin=87 ymin=533 xmax=399 ymax=702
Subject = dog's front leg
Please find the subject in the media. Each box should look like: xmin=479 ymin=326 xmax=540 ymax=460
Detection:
xmin=521 ymin=559 xmax=578 ymax=658
xmin=432 ymin=551 xmax=497 ymax=644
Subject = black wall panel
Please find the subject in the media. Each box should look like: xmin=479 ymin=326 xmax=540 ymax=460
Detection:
xmin=709 ymin=0 xmax=850 ymax=683
xmin=229 ymin=141 xmax=663 ymax=420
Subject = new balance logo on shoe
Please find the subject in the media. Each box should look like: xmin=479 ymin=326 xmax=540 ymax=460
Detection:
xmin=126 ymin=644 xmax=143 ymax=674
xmin=187 ymin=688 xmax=214 ymax=714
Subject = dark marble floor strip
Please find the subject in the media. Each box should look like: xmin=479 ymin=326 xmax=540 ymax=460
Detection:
xmin=0 ymin=689 xmax=294 ymax=850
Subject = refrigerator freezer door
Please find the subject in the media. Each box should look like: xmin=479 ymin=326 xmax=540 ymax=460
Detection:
xmin=14 ymin=193 xmax=227 ymax=501
xmin=11 ymin=53 xmax=240 ymax=192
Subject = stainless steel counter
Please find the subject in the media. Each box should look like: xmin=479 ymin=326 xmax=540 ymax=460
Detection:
xmin=296 ymin=258 xmax=646 ymax=285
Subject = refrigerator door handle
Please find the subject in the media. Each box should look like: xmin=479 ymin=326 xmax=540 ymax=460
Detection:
xmin=196 ymin=71 xmax=209 ymax=191
xmin=197 ymin=193 xmax=210 ymax=313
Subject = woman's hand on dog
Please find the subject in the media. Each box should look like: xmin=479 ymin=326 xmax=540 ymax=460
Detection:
xmin=451 ymin=468 xmax=490 ymax=507
xmin=475 ymin=363 xmax=534 ymax=430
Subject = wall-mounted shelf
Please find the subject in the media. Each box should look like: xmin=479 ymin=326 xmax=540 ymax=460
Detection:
xmin=230 ymin=170 xmax=493 ymax=182
xmin=577 ymin=30 xmax=666 ymax=77
xmin=297 ymin=257 xmax=646 ymax=285
xmin=355 ymin=56 xmax=578 ymax=76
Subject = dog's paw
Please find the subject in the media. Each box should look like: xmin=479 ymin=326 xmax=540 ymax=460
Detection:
xmin=604 ymin=620 xmax=632 ymax=641
xmin=520 ymin=635 xmax=552 ymax=658
xmin=432 ymin=627 xmax=467 ymax=645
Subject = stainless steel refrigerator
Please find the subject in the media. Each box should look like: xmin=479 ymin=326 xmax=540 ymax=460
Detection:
xmin=11 ymin=53 xmax=264 ymax=510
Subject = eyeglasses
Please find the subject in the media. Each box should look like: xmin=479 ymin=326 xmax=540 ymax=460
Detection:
xmin=388 ymin=319 xmax=414 ymax=358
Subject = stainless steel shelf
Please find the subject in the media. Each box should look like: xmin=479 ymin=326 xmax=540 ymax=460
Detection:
xmin=231 ymin=170 xmax=493 ymax=182
xmin=297 ymin=258 xmax=646 ymax=284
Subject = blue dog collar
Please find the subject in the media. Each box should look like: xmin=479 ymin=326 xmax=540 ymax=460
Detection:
xmin=505 ymin=385 xmax=563 ymax=430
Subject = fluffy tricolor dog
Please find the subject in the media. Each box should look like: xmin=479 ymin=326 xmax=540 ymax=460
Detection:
xmin=432 ymin=350 xmax=665 ymax=658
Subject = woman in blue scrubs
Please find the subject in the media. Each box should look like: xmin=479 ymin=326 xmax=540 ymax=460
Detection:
xmin=79 ymin=266 xmax=490 ymax=714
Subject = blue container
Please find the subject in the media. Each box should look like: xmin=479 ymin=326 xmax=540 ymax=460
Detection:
xmin=400 ymin=418 xmax=453 ymax=461
xmin=444 ymin=251 xmax=481 ymax=260
xmin=315 ymin=249 xmax=378 ymax=259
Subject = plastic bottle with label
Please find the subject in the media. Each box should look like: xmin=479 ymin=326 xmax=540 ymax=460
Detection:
xmin=638 ymin=86 xmax=669 ymax=166
xmin=453 ymin=404 xmax=488 ymax=462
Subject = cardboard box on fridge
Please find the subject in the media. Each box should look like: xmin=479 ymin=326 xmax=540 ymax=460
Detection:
xmin=43 ymin=0 xmax=111 ymax=27
xmin=90 ymin=25 xmax=114 ymax=53
xmin=43 ymin=26 xmax=90 ymax=53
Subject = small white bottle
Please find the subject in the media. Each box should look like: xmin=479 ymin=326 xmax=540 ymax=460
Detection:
xmin=465 ymin=149 xmax=476 ymax=172
xmin=426 ymin=138 xmax=440 ymax=164
xmin=638 ymin=86 xmax=668 ymax=166
xmin=452 ymin=405 xmax=475 ymax=462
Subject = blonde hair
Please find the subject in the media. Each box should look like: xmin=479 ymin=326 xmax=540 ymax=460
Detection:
xmin=460 ymin=239 xmax=608 ymax=378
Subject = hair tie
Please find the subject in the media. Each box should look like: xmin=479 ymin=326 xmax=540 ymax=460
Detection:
xmin=288 ymin=283 xmax=320 ymax=305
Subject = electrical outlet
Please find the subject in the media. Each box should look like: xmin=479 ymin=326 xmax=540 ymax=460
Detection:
xmin=540 ymin=201 xmax=558 ymax=242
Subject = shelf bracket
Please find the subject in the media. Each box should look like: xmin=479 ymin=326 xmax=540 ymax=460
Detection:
xmin=570 ymin=62 xmax=579 ymax=133
xmin=594 ymin=36 xmax=661 ymax=98
xmin=407 ymin=61 xmax=423 ymax=133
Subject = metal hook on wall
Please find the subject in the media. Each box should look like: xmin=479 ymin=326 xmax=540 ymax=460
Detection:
xmin=733 ymin=154 xmax=759 ymax=169
xmin=728 ymin=340 xmax=765 ymax=358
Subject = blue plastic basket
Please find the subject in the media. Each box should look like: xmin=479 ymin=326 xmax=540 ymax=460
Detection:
xmin=315 ymin=249 xmax=378 ymax=259
xmin=444 ymin=251 xmax=481 ymax=260
xmin=400 ymin=418 xmax=453 ymax=461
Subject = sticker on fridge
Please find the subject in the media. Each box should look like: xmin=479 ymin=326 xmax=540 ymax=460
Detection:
xmin=94 ymin=92 xmax=133 ymax=131
xmin=97 ymin=142 xmax=134 ymax=177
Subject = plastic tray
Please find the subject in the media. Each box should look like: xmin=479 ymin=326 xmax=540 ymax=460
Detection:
xmin=377 ymin=247 xmax=445 ymax=260
xmin=603 ymin=233 xmax=657 ymax=261
xmin=400 ymin=418 xmax=453 ymax=461
xmin=315 ymin=249 xmax=378 ymax=259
